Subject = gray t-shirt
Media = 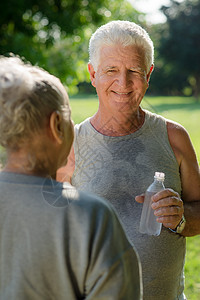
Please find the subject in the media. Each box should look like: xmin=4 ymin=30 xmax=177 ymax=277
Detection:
xmin=0 ymin=172 xmax=142 ymax=299
xmin=72 ymin=110 xmax=186 ymax=300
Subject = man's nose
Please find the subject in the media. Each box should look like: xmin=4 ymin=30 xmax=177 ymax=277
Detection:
xmin=117 ymin=71 xmax=130 ymax=87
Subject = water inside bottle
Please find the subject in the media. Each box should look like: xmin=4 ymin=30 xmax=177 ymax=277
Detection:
xmin=139 ymin=191 xmax=162 ymax=236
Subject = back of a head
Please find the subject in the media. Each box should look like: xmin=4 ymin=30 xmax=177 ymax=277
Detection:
xmin=89 ymin=20 xmax=154 ymax=72
xmin=0 ymin=56 xmax=70 ymax=150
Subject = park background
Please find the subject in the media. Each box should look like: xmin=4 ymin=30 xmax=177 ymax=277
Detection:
xmin=0 ymin=0 xmax=199 ymax=299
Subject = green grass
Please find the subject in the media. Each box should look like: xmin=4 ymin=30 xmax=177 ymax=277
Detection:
xmin=70 ymin=94 xmax=99 ymax=124
xmin=69 ymin=94 xmax=200 ymax=300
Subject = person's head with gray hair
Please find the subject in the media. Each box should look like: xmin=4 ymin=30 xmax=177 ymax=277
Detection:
xmin=0 ymin=56 xmax=74 ymax=177
xmin=89 ymin=20 xmax=154 ymax=73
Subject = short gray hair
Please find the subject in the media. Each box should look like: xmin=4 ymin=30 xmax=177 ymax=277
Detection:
xmin=89 ymin=20 xmax=154 ymax=72
xmin=0 ymin=56 xmax=71 ymax=150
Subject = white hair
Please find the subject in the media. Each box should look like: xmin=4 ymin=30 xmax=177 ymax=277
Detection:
xmin=89 ymin=20 xmax=154 ymax=72
xmin=0 ymin=56 xmax=71 ymax=150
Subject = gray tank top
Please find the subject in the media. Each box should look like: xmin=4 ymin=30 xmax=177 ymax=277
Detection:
xmin=72 ymin=110 xmax=186 ymax=300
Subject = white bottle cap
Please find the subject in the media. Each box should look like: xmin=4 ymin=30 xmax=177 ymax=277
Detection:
xmin=154 ymin=172 xmax=165 ymax=180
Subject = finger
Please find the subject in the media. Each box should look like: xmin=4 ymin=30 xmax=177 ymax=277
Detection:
xmin=151 ymin=196 xmax=183 ymax=210
xmin=135 ymin=194 xmax=145 ymax=203
xmin=152 ymin=188 xmax=180 ymax=202
xmin=156 ymin=215 xmax=182 ymax=229
xmin=154 ymin=205 xmax=184 ymax=217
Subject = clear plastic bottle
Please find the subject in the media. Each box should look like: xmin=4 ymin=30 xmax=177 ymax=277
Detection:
xmin=139 ymin=172 xmax=165 ymax=236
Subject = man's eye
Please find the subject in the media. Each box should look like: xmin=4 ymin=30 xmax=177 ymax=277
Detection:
xmin=129 ymin=69 xmax=146 ymax=78
xmin=107 ymin=69 xmax=116 ymax=73
xmin=130 ymin=69 xmax=138 ymax=74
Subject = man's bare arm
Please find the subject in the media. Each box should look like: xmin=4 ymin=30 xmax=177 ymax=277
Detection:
xmin=56 ymin=146 xmax=75 ymax=183
xmin=167 ymin=121 xmax=200 ymax=236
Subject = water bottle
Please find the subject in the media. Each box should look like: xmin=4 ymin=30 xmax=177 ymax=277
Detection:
xmin=139 ymin=172 xmax=165 ymax=236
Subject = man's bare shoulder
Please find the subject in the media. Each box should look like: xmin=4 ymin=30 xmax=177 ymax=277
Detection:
xmin=167 ymin=120 xmax=200 ymax=202
xmin=166 ymin=120 xmax=194 ymax=165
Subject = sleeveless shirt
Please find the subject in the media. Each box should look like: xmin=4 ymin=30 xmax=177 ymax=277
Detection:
xmin=72 ymin=109 xmax=186 ymax=300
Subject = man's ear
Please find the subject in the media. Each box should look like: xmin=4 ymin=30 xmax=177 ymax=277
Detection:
xmin=147 ymin=64 xmax=154 ymax=83
xmin=88 ymin=63 xmax=96 ymax=87
xmin=49 ymin=111 xmax=63 ymax=145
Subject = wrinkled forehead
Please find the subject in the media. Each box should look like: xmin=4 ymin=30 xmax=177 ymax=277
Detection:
xmin=98 ymin=44 xmax=147 ymax=71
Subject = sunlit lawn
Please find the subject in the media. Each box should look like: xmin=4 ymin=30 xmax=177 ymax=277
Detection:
xmin=69 ymin=94 xmax=200 ymax=300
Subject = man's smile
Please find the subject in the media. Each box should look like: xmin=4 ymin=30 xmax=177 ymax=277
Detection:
xmin=113 ymin=91 xmax=132 ymax=95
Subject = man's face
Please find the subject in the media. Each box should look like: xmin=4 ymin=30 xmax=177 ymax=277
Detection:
xmin=88 ymin=44 xmax=152 ymax=115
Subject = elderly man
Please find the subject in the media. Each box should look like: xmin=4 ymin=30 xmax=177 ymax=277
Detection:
xmin=0 ymin=56 xmax=142 ymax=299
xmin=57 ymin=21 xmax=200 ymax=300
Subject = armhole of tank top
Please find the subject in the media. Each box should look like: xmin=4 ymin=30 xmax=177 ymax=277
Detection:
xmin=146 ymin=112 xmax=179 ymax=167
xmin=163 ymin=118 xmax=180 ymax=167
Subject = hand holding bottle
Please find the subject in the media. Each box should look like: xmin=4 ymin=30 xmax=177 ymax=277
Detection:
xmin=135 ymin=176 xmax=184 ymax=234
xmin=139 ymin=172 xmax=165 ymax=236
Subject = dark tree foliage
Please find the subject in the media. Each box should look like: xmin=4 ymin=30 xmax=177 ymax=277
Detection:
xmin=0 ymin=0 xmax=141 ymax=93
xmin=156 ymin=0 xmax=200 ymax=98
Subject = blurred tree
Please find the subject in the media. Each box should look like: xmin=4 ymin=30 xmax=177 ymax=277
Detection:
xmin=0 ymin=0 xmax=142 ymax=94
xmin=147 ymin=23 xmax=188 ymax=96
xmin=157 ymin=0 xmax=200 ymax=99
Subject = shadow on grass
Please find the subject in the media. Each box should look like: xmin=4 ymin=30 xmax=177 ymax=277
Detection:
xmin=143 ymin=97 xmax=200 ymax=114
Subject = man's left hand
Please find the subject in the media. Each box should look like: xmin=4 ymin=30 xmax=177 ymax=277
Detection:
xmin=136 ymin=188 xmax=184 ymax=229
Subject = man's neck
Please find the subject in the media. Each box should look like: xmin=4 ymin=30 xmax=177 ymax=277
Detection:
xmin=3 ymin=151 xmax=56 ymax=179
xmin=90 ymin=107 xmax=145 ymax=136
